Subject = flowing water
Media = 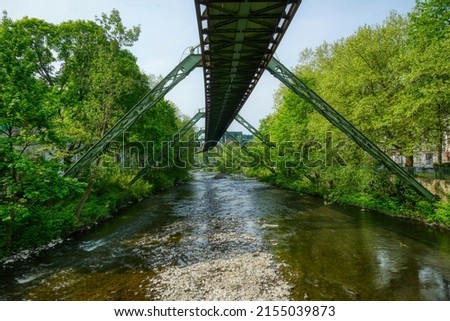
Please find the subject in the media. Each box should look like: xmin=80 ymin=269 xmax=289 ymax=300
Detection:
xmin=1 ymin=172 xmax=450 ymax=300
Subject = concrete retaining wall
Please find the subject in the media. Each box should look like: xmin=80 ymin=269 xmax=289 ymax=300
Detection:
xmin=417 ymin=178 xmax=450 ymax=202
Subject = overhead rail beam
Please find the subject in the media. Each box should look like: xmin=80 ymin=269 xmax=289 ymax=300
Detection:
xmin=195 ymin=0 xmax=302 ymax=151
xmin=64 ymin=54 xmax=202 ymax=177
xmin=267 ymin=57 xmax=438 ymax=202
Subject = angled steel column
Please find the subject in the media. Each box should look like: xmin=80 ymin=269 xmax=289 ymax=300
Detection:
xmin=171 ymin=111 xmax=205 ymax=147
xmin=130 ymin=111 xmax=205 ymax=184
xmin=267 ymin=57 xmax=437 ymax=202
xmin=225 ymin=131 xmax=275 ymax=173
xmin=235 ymin=114 xmax=275 ymax=148
xmin=179 ymin=129 xmax=205 ymax=167
xmin=64 ymin=54 xmax=202 ymax=177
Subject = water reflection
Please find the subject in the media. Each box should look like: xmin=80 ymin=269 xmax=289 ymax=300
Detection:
xmin=1 ymin=172 xmax=450 ymax=300
xmin=419 ymin=266 xmax=450 ymax=300
xmin=258 ymin=189 xmax=450 ymax=300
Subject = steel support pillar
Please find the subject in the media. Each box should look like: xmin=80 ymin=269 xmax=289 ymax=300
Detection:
xmin=267 ymin=57 xmax=437 ymax=202
xmin=64 ymin=54 xmax=202 ymax=177
xmin=130 ymin=111 xmax=205 ymax=184
xmin=235 ymin=114 xmax=275 ymax=148
xmin=180 ymin=129 xmax=205 ymax=167
xmin=225 ymin=131 xmax=275 ymax=173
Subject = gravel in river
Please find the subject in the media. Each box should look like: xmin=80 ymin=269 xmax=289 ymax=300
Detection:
xmin=134 ymin=175 xmax=293 ymax=300
xmin=148 ymin=252 xmax=291 ymax=301
xmin=137 ymin=220 xmax=292 ymax=300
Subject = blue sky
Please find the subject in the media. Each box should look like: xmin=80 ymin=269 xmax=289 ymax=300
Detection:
xmin=2 ymin=0 xmax=417 ymax=132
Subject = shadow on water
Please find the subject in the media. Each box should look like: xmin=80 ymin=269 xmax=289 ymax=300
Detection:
xmin=1 ymin=171 xmax=450 ymax=300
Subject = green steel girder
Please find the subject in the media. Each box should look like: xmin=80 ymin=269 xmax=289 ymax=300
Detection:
xmin=235 ymin=113 xmax=275 ymax=148
xmin=267 ymin=57 xmax=438 ymax=202
xmin=171 ymin=111 xmax=205 ymax=147
xmin=225 ymin=131 xmax=275 ymax=173
xmin=64 ymin=54 xmax=202 ymax=177
xmin=178 ymin=129 xmax=205 ymax=163
xmin=195 ymin=0 xmax=302 ymax=151
xmin=196 ymin=129 xmax=205 ymax=139
xmin=130 ymin=111 xmax=205 ymax=184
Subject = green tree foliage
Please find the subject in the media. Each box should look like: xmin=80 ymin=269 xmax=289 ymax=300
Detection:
xmin=0 ymin=10 xmax=190 ymax=257
xmin=402 ymin=0 xmax=450 ymax=164
xmin=54 ymin=11 xmax=148 ymax=165
xmin=244 ymin=1 xmax=450 ymax=227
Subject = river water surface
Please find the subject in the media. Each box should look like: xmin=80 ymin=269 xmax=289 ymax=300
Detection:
xmin=1 ymin=172 xmax=450 ymax=300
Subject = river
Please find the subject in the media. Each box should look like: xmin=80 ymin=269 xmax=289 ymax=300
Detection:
xmin=1 ymin=171 xmax=450 ymax=300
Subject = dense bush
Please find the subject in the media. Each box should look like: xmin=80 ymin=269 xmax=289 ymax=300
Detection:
xmin=0 ymin=11 xmax=193 ymax=258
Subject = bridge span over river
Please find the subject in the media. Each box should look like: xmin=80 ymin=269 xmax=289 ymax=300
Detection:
xmin=2 ymin=0 xmax=450 ymax=303
xmin=63 ymin=0 xmax=436 ymax=203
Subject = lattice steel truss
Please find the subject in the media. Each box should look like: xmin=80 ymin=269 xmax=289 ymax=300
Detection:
xmin=267 ymin=57 xmax=438 ymax=202
xmin=195 ymin=0 xmax=302 ymax=150
xmin=235 ymin=113 xmax=275 ymax=148
xmin=64 ymin=54 xmax=202 ymax=177
xmin=130 ymin=111 xmax=205 ymax=184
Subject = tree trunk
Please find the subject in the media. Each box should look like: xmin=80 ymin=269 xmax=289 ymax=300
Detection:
xmin=75 ymin=175 xmax=94 ymax=219
xmin=75 ymin=120 xmax=106 ymax=218
xmin=75 ymin=159 xmax=100 ymax=219
xmin=405 ymin=155 xmax=414 ymax=174
xmin=437 ymin=136 xmax=443 ymax=165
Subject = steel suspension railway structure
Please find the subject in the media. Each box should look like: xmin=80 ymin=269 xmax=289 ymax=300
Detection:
xmin=63 ymin=0 xmax=438 ymax=202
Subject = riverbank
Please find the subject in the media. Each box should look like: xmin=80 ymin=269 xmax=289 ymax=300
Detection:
xmin=241 ymin=169 xmax=450 ymax=231
xmin=0 ymin=168 xmax=192 ymax=261
xmin=3 ymin=171 xmax=450 ymax=300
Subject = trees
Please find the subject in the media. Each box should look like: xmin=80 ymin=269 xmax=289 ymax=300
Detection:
xmin=54 ymin=11 xmax=148 ymax=167
xmin=403 ymin=0 xmax=450 ymax=165
xmin=315 ymin=13 xmax=425 ymax=169
xmin=248 ymin=1 xmax=450 ymax=224
xmin=0 ymin=10 xmax=189 ymax=256
xmin=51 ymin=12 xmax=149 ymax=217
xmin=262 ymin=13 xmax=413 ymax=187
xmin=0 ymin=14 xmax=85 ymax=251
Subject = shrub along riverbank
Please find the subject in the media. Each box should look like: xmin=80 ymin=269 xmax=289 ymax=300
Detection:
xmin=1 ymin=166 xmax=192 ymax=259
xmin=0 ymin=11 xmax=195 ymax=258
xmin=248 ymin=167 xmax=450 ymax=229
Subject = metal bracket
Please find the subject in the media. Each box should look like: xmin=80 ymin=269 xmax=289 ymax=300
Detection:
xmin=64 ymin=54 xmax=202 ymax=177
xmin=267 ymin=57 xmax=438 ymax=202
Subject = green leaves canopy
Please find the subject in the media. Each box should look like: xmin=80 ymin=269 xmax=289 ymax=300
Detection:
xmin=0 ymin=10 xmax=188 ymax=256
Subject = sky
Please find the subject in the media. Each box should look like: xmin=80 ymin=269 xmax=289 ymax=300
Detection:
xmin=1 ymin=0 xmax=417 ymax=133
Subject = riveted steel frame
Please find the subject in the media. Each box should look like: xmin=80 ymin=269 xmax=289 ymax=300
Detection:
xmin=195 ymin=1 xmax=302 ymax=150
xmin=267 ymin=57 xmax=437 ymax=202
xmin=64 ymin=54 xmax=202 ymax=177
